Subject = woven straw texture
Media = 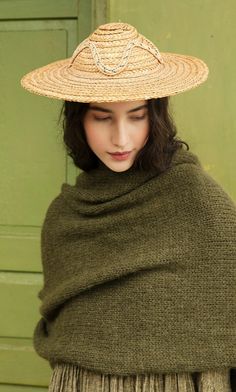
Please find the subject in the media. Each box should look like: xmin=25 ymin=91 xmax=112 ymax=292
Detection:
xmin=20 ymin=22 xmax=209 ymax=102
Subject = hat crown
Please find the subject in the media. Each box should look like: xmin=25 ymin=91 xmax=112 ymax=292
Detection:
xmin=69 ymin=22 xmax=164 ymax=76
xmin=89 ymin=22 xmax=138 ymax=43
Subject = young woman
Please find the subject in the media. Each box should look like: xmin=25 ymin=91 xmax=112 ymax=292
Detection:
xmin=21 ymin=22 xmax=236 ymax=392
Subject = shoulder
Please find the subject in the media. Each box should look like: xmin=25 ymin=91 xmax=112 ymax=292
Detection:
xmin=42 ymin=193 xmax=65 ymax=223
xmin=170 ymin=148 xmax=236 ymax=211
xmin=162 ymin=150 xmax=236 ymax=237
xmin=41 ymin=188 xmax=73 ymax=241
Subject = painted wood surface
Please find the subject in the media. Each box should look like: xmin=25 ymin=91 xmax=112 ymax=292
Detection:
xmin=108 ymin=0 xmax=236 ymax=201
xmin=0 ymin=0 xmax=78 ymax=19
xmin=0 ymin=3 xmax=80 ymax=390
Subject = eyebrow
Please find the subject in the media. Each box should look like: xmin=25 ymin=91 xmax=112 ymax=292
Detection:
xmin=88 ymin=104 xmax=148 ymax=114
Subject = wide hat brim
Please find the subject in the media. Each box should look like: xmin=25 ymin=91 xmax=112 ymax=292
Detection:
xmin=20 ymin=23 xmax=209 ymax=103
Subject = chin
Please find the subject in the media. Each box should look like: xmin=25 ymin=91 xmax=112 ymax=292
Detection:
xmin=111 ymin=166 xmax=132 ymax=173
xmin=104 ymin=160 xmax=133 ymax=173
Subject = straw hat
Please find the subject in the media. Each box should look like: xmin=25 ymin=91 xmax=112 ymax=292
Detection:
xmin=20 ymin=22 xmax=209 ymax=103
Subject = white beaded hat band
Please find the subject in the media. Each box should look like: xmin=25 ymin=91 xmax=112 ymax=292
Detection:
xmin=20 ymin=22 xmax=209 ymax=103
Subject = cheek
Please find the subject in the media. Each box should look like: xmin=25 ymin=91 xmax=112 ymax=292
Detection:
xmin=135 ymin=121 xmax=150 ymax=146
xmin=84 ymin=121 xmax=105 ymax=151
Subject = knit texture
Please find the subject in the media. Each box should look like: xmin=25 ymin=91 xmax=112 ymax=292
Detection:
xmin=34 ymin=147 xmax=236 ymax=377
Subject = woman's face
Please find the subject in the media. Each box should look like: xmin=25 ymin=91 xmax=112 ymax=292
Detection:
xmin=83 ymin=100 xmax=149 ymax=172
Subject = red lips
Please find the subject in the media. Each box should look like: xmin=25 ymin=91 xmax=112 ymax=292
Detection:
xmin=109 ymin=151 xmax=131 ymax=155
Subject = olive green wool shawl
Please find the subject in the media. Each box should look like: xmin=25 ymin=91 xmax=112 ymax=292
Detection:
xmin=34 ymin=148 xmax=236 ymax=390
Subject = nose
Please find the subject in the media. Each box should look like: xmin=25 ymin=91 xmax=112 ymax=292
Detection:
xmin=111 ymin=120 xmax=129 ymax=148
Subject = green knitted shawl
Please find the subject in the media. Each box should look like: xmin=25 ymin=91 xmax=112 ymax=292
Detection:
xmin=34 ymin=147 xmax=236 ymax=377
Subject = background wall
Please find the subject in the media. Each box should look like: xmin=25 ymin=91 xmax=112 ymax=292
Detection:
xmin=107 ymin=0 xmax=236 ymax=199
xmin=0 ymin=0 xmax=235 ymax=390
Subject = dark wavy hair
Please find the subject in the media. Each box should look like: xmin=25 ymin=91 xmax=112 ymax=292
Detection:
xmin=59 ymin=97 xmax=189 ymax=173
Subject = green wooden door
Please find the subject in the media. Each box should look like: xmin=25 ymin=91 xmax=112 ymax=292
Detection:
xmin=0 ymin=1 xmax=92 ymax=390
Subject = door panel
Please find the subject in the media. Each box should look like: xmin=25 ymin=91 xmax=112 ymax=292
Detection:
xmin=0 ymin=16 xmax=79 ymax=390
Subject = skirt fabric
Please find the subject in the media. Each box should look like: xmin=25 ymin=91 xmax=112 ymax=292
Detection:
xmin=48 ymin=363 xmax=232 ymax=392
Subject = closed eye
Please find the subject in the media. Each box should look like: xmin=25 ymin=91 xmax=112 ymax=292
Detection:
xmin=93 ymin=114 xmax=147 ymax=121
xmin=94 ymin=116 xmax=111 ymax=121
xmin=130 ymin=115 xmax=146 ymax=120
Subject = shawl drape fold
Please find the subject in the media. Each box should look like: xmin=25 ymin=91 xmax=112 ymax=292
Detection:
xmin=34 ymin=147 xmax=236 ymax=380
